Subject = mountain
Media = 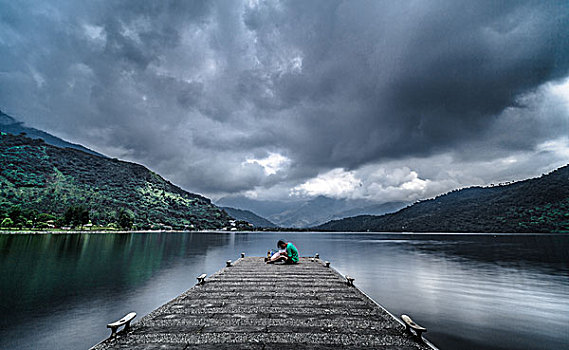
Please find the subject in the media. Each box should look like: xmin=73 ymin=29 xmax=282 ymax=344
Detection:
xmin=218 ymin=195 xmax=408 ymax=228
xmin=216 ymin=196 xmax=300 ymax=219
xmin=317 ymin=165 xmax=569 ymax=233
xmin=0 ymin=110 xmax=105 ymax=157
xmin=220 ymin=207 xmax=277 ymax=228
xmin=327 ymin=201 xmax=408 ymax=221
xmin=0 ymin=133 xmax=231 ymax=230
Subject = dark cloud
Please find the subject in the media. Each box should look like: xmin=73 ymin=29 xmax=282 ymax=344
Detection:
xmin=0 ymin=0 xmax=568 ymax=200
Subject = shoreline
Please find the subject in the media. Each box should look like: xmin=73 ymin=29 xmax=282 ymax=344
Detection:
xmin=0 ymin=230 xmax=564 ymax=235
xmin=0 ymin=229 xmax=235 ymax=235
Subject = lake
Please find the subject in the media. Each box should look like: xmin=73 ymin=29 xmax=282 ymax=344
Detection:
xmin=0 ymin=232 xmax=568 ymax=350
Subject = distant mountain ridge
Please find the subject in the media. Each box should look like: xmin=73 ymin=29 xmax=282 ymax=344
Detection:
xmin=327 ymin=201 xmax=409 ymax=221
xmin=0 ymin=110 xmax=105 ymax=157
xmin=220 ymin=207 xmax=277 ymax=228
xmin=216 ymin=196 xmax=299 ymax=219
xmin=0 ymin=134 xmax=231 ymax=230
xmin=317 ymin=165 xmax=569 ymax=233
xmin=217 ymin=195 xmax=408 ymax=228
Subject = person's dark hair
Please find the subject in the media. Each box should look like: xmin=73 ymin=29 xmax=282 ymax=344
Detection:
xmin=277 ymin=240 xmax=286 ymax=248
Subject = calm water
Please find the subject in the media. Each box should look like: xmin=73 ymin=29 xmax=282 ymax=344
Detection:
xmin=0 ymin=232 xmax=568 ymax=350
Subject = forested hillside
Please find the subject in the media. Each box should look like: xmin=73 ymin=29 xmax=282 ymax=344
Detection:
xmin=318 ymin=165 xmax=569 ymax=233
xmin=0 ymin=134 xmax=231 ymax=230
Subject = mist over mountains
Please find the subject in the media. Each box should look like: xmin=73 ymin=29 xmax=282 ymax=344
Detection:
xmin=318 ymin=165 xmax=569 ymax=233
xmin=1 ymin=111 xmax=407 ymax=229
xmin=0 ymin=110 xmax=105 ymax=158
xmin=217 ymin=195 xmax=408 ymax=228
xmin=2 ymin=109 xmax=567 ymax=233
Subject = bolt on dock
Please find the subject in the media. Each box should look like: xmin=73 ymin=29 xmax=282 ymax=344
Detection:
xmin=91 ymin=256 xmax=436 ymax=349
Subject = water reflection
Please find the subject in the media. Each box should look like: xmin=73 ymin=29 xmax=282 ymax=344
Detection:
xmin=0 ymin=232 xmax=567 ymax=350
xmin=309 ymin=233 xmax=569 ymax=350
xmin=0 ymin=232 xmax=239 ymax=349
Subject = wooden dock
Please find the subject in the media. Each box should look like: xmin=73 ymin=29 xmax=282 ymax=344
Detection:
xmin=92 ymin=257 xmax=436 ymax=349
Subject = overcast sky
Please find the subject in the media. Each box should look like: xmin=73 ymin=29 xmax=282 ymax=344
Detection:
xmin=1 ymin=0 xmax=568 ymax=203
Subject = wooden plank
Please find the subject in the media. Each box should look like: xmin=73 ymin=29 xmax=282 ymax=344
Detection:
xmin=91 ymin=257 xmax=436 ymax=350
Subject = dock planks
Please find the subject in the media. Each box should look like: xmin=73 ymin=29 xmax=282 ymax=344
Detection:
xmin=92 ymin=257 xmax=434 ymax=349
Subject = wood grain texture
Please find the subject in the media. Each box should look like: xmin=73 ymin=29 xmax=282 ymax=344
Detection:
xmin=92 ymin=257 xmax=434 ymax=349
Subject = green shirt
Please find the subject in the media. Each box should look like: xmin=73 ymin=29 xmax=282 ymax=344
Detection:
xmin=286 ymin=242 xmax=299 ymax=263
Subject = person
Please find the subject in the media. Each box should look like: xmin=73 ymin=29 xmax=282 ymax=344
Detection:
xmin=267 ymin=239 xmax=299 ymax=264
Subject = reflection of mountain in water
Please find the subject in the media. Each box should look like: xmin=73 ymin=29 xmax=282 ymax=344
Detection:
xmin=365 ymin=234 xmax=569 ymax=273
xmin=0 ymin=233 xmax=234 ymax=315
xmin=1 ymin=232 xmax=568 ymax=350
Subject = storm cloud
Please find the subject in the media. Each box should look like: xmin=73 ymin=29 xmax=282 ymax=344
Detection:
xmin=1 ymin=0 xmax=568 ymax=202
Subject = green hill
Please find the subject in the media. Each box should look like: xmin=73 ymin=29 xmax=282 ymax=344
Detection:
xmin=0 ymin=133 xmax=231 ymax=230
xmin=317 ymin=165 xmax=569 ymax=233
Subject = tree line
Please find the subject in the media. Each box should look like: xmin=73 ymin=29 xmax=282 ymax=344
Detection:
xmin=0 ymin=204 xmax=135 ymax=230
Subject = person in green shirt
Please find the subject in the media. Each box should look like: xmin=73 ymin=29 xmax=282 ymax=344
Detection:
xmin=267 ymin=239 xmax=299 ymax=264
